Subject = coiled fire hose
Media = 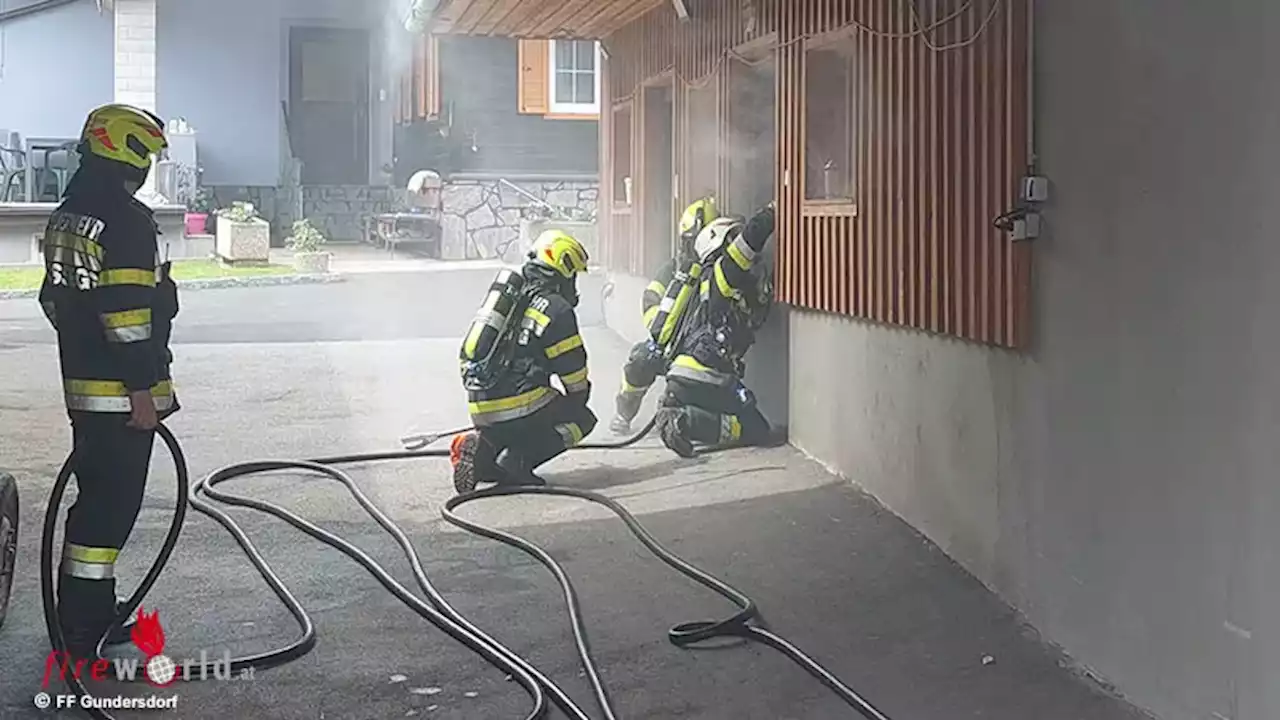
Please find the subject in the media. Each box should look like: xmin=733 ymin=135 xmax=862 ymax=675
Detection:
xmin=41 ymin=420 xmax=892 ymax=720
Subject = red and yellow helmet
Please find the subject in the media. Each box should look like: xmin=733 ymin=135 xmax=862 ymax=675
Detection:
xmin=79 ymin=103 xmax=168 ymax=171
xmin=528 ymin=229 xmax=589 ymax=279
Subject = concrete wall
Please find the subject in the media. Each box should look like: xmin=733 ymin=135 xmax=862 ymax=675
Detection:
xmin=155 ymin=0 xmax=395 ymax=187
xmin=787 ymin=2 xmax=1280 ymax=719
xmin=0 ymin=0 xmax=114 ymax=139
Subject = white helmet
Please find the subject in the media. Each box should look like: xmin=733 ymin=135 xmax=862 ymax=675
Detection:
xmin=693 ymin=217 xmax=741 ymax=261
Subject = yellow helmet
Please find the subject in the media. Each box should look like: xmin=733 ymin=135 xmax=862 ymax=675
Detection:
xmin=678 ymin=196 xmax=718 ymax=237
xmin=79 ymin=103 xmax=168 ymax=170
xmin=528 ymin=229 xmax=589 ymax=279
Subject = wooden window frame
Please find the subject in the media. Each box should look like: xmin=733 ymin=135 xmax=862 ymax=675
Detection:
xmin=547 ymin=39 xmax=602 ymax=117
xmin=801 ymin=29 xmax=858 ymax=217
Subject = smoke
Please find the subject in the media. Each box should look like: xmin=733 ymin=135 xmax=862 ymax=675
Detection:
xmin=379 ymin=0 xmax=417 ymax=84
xmin=713 ymin=53 xmax=778 ymax=213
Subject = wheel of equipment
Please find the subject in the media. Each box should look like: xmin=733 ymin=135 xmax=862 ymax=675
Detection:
xmin=0 ymin=472 xmax=17 ymax=630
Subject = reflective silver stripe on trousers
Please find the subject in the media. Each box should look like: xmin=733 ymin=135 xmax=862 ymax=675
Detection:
xmin=62 ymin=559 xmax=114 ymax=580
xmin=105 ymin=324 xmax=152 ymax=343
xmin=668 ymin=363 xmax=734 ymax=386
xmin=65 ymin=392 xmax=176 ymax=413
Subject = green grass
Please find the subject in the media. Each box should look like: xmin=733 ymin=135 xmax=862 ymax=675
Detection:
xmin=0 ymin=259 xmax=295 ymax=290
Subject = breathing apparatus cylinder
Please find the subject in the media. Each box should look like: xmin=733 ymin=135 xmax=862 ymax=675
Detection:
xmin=647 ymin=261 xmax=703 ymax=351
xmin=459 ymin=269 xmax=527 ymax=388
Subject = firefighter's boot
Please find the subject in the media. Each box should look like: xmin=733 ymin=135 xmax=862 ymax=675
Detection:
xmin=656 ymin=407 xmax=696 ymax=459
xmin=451 ymin=431 xmax=501 ymax=495
xmin=494 ymin=449 xmax=548 ymax=487
xmin=611 ymin=384 xmax=646 ymax=435
xmin=57 ymin=576 xmax=132 ymax=658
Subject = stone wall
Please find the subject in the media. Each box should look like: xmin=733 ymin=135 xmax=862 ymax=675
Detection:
xmin=204 ymin=185 xmax=400 ymax=244
xmin=440 ymin=177 xmax=597 ymax=262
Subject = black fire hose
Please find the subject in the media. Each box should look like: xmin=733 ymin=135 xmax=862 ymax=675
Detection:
xmin=42 ymin=419 xmax=891 ymax=720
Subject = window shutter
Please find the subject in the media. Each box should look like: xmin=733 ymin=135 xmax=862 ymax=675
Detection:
xmin=517 ymin=39 xmax=549 ymax=114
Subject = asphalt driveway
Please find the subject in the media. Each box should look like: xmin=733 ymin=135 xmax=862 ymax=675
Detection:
xmin=0 ymin=266 xmax=1151 ymax=719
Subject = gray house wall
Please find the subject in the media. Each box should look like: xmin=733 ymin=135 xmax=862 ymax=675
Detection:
xmin=155 ymin=0 xmax=394 ymax=188
xmin=0 ymin=0 xmax=113 ymax=139
xmin=393 ymin=35 xmax=599 ymax=181
xmin=787 ymin=2 xmax=1279 ymax=720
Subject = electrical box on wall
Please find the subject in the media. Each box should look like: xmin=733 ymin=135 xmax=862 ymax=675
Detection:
xmin=1022 ymin=175 xmax=1049 ymax=203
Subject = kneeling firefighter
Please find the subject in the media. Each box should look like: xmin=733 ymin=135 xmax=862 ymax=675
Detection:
xmin=38 ymin=103 xmax=179 ymax=656
xmin=655 ymin=202 xmax=777 ymax=458
xmin=609 ymin=196 xmax=718 ymax=435
xmin=451 ymin=230 xmax=596 ymax=493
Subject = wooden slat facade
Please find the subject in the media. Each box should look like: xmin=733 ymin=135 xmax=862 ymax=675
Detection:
xmin=598 ymin=0 xmax=1032 ymax=348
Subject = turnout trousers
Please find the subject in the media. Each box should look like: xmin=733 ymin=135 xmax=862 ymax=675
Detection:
xmin=453 ymin=394 xmax=598 ymax=492
xmin=58 ymin=413 xmax=155 ymax=652
xmin=655 ymin=375 xmax=771 ymax=458
xmin=612 ymin=339 xmax=666 ymax=432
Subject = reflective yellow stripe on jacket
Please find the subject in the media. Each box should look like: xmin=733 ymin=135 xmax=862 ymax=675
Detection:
xmin=667 ymin=354 xmax=735 ymax=386
xmin=63 ymin=378 xmax=175 ymax=413
xmin=467 ymin=385 xmax=556 ymax=426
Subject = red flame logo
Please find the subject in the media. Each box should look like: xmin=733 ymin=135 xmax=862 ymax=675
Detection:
xmin=130 ymin=607 xmax=166 ymax=657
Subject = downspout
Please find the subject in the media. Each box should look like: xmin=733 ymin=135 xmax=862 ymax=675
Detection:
xmin=0 ymin=0 xmax=83 ymax=24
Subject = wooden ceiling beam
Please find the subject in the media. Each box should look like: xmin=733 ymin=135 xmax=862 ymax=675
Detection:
xmin=492 ymin=0 xmax=553 ymax=36
xmin=472 ymin=0 xmax=524 ymax=35
xmin=430 ymin=0 xmax=473 ymax=31
xmin=451 ymin=0 xmax=498 ymax=33
xmin=575 ymin=0 xmax=639 ymax=38
xmin=528 ymin=0 xmax=599 ymax=38
xmin=579 ymin=0 xmax=661 ymax=38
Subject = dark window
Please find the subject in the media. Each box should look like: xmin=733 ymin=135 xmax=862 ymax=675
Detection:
xmin=803 ymin=40 xmax=856 ymax=202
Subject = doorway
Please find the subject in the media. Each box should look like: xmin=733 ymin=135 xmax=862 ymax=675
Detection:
xmin=641 ymin=81 xmax=674 ymax=277
xmin=288 ymin=27 xmax=370 ymax=185
xmin=727 ymin=52 xmax=787 ymax=429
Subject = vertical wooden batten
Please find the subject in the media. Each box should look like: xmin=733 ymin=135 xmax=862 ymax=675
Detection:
xmin=601 ymin=0 xmax=1029 ymax=349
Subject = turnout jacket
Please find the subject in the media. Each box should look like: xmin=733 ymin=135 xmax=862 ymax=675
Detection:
xmin=37 ymin=180 xmax=179 ymax=415
xmin=465 ymin=279 xmax=590 ymax=427
xmin=668 ymin=206 xmax=775 ymax=387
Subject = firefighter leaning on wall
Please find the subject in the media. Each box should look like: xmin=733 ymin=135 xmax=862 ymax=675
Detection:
xmin=37 ymin=103 xmax=179 ymax=656
xmin=608 ymin=196 xmax=719 ymax=435
xmin=654 ymin=202 xmax=778 ymax=458
xmin=451 ymin=229 xmax=597 ymax=493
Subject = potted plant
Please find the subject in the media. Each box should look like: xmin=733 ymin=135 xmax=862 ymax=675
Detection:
xmin=184 ymin=188 xmax=213 ymax=236
xmin=214 ymin=201 xmax=270 ymax=264
xmin=287 ymin=218 xmax=330 ymax=273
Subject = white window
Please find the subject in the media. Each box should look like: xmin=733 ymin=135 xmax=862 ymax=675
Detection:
xmin=548 ymin=39 xmax=600 ymax=115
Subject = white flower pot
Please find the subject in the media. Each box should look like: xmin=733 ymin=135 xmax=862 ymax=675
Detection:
xmin=292 ymin=251 xmax=331 ymax=274
xmin=215 ymin=216 xmax=270 ymax=263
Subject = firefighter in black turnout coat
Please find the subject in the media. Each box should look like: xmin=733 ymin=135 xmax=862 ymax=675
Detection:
xmin=609 ymin=196 xmax=719 ymax=435
xmin=451 ymin=230 xmax=597 ymax=493
xmin=655 ymin=203 xmax=779 ymax=457
xmin=37 ymin=103 xmax=179 ymax=656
